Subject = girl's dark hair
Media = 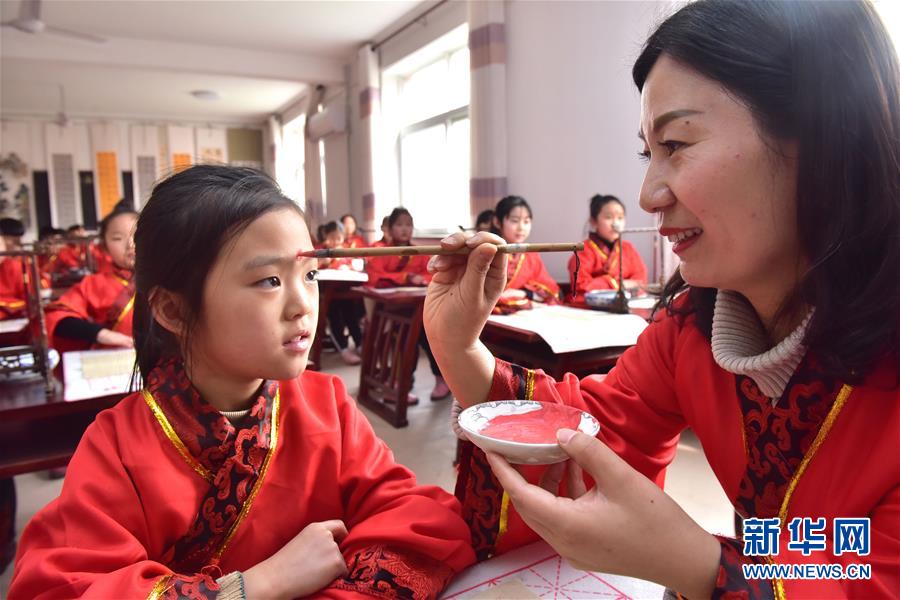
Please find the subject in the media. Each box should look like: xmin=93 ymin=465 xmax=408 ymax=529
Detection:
xmin=98 ymin=206 xmax=139 ymax=241
xmin=133 ymin=164 xmax=303 ymax=380
xmin=388 ymin=207 xmax=413 ymax=227
xmin=589 ymin=194 xmax=624 ymax=220
xmin=475 ymin=209 xmax=494 ymax=227
xmin=321 ymin=220 xmax=341 ymax=237
xmin=634 ymin=0 xmax=899 ymax=381
xmin=492 ymin=196 xmax=532 ymax=235
xmin=340 ymin=213 xmax=357 ymax=227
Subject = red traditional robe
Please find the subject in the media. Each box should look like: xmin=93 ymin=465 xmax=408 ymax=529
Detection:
xmin=9 ymin=360 xmax=475 ymax=599
xmin=0 ymin=256 xmax=49 ymax=319
xmin=0 ymin=257 xmax=27 ymax=319
xmin=365 ymin=243 xmax=431 ymax=288
xmin=493 ymin=252 xmax=560 ymax=314
xmin=44 ymin=268 xmax=134 ymax=352
xmin=90 ymin=244 xmax=115 ymax=274
xmin=346 ymin=234 xmax=366 ymax=249
xmin=456 ymin=304 xmax=899 ymax=597
xmin=56 ymin=244 xmax=86 ymax=271
xmin=566 ymin=234 xmax=648 ymax=306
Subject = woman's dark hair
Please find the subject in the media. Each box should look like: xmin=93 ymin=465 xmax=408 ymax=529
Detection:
xmin=133 ymin=164 xmax=303 ymax=380
xmin=491 ymin=196 xmax=532 ymax=235
xmin=475 ymin=209 xmax=494 ymax=228
xmin=634 ymin=0 xmax=900 ymax=381
xmin=589 ymin=194 xmax=624 ymax=220
xmin=387 ymin=207 xmax=413 ymax=228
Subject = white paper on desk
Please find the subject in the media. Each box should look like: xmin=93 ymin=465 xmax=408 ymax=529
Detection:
xmin=316 ymin=269 xmax=368 ymax=282
xmin=0 ymin=318 xmax=28 ymax=334
xmin=442 ymin=540 xmax=664 ymax=599
xmin=487 ymin=305 xmax=648 ymax=353
xmin=368 ymin=286 xmax=427 ymax=295
xmin=63 ymin=348 xmax=140 ymax=401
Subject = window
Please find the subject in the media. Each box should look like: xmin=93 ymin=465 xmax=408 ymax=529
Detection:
xmin=276 ymin=114 xmax=305 ymax=204
xmin=382 ymin=26 xmax=470 ymax=236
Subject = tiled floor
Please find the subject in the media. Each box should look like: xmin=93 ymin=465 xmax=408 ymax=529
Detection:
xmin=0 ymin=348 xmax=734 ymax=595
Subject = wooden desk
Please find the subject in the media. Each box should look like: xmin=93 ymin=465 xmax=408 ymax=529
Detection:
xmin=442 ymin=540 xmax=663 ymax=599
xmin=308 ymin=272 xmax=368 ymax=370
xmin=0 ymin=373 xmax=126 ymax=478
xmin=481 ymin=319 xmax=628 ymax=379
xmin=353 ymin=286 xmax=426 ymax=428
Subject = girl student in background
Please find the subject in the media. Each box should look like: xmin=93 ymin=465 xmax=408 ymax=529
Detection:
xmin=366 ymin=207 xmax=451 ymax=400
xmin=10 ymin=165 xmax=475 ymax=599
xmin=340 ymin=213 xmax=366 ymax=248
xmin=43 ymin=205 xmax=138 ymax=353
xmin=319 ymin=220 xmax=365 ymax=365
xmin=567 ymin=194 xmax=648 ymax=306
xmin=424 ymin=0 xmax=899 ymax=596
xmin=491 ymin=195 xmax=560 ymax=314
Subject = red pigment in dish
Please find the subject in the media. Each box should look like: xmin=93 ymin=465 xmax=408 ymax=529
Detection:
xmin=480 ymin=404 xmax=582 ymax=444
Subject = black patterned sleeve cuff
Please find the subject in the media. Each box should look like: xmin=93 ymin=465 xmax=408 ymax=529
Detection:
xmin=711 ymin=536 xmax=775 ymax=600
xmin=331 ymin=546 xmax=455 ymax=600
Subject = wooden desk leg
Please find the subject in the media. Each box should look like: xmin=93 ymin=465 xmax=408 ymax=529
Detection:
xmin=309 ymin=285 xmax=336 ymax=371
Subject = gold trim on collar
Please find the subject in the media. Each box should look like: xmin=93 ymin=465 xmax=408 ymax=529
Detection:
xmin=142 ymin=389 xmax=213 ymax=484
xmin=588 ymin=239 xmax=608 ymax=261
xmin=524 ymin=369 xmax=536 ymax=401
xmin=112 ymin=295 xmax=135 ymax=331
xmin=146 ymin=574 xmax=173 ymax=600
xmin=505 ymin=253 xmax=526 ymax=290
xmin=772 ymin=383 xmax=853 ymax=600
xmin=213 ymin=389 xmax=282 ymax=560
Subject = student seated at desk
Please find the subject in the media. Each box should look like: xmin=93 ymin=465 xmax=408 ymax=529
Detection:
xmin=44 ymin=207 xmax=137 ymax=352
xmin=0 ymin=235 xmax=26 ymax=320
xmin=474 ymin=209 xmax=494 ymax=233
xmin=340 ymin=213 xmax=366 ymax=248
xmin=491 ymin=196 xmax=560 ymax=314
xmin=372 ymin=215 xmax=391 ymax=248
xmin=55 ymin=224 xmax=89 ymax=271
xmin=0 ymin=218 xmax=24 ymax=252
xmin=366 ymin=207 xmax=451 ymax=400
xmin=319 ymin=221 xmax=365 ymax=365
xmin=9 ymin=165 xmax=475 ymax=600
xmin=567 ymin=194 xmax=648 ymax=306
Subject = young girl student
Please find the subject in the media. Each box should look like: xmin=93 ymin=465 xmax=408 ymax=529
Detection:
xmin=366 ymin=207 xmax=451 ymax=400
xmin=340 ymin=213 xmax=366 ymax=248
xmin=425 ymin=0 xmax=899 ymax=596
xmin=567 ymin=194 xmax=648 ymax=306
xmin=319 ymin=220 xmax=365 ymax=365
xmin=9 ymin=165 xmax=474 ymax=599
xmin=491 ymin=195 xmax=560 ymax=314
xmin=43 ymin=206 xmax=138 ymax=353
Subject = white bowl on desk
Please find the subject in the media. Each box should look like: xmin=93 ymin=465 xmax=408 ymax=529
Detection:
xmin=457 ymin=400 xmax=600 ymax=465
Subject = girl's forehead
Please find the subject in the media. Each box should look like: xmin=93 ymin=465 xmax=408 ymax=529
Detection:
xmin=508 ymin=207 xmax=530 ymax=218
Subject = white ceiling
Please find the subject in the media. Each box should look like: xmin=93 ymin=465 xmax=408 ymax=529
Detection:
xmin=0 ymin=0 xmax=429 ymax=124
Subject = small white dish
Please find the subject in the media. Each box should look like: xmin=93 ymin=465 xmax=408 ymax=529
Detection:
xmin=458 ymin=400 xmax=600 ymax=465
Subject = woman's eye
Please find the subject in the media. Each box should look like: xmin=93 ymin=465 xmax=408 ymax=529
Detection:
xmin=638 ymin=149 xmax=651 ymax=162
xmin=256 ymin=276 xmax=281 ymax=288
xmin=305 ymin=270 xmax=319 ymax=282
xmin=661 ymin=140 xmax=683 ymax=155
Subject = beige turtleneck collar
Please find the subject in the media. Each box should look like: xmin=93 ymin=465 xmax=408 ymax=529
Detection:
xmin=711 ymin=289 xmax=812 ymax=403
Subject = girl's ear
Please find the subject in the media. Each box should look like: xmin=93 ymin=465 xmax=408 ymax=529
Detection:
xmin=149 ymin=287 xmax=187 ymax=336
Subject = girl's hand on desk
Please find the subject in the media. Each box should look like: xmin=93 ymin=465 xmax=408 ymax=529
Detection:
xmin=243 ymin=519 xmax=349 ymax=599
xmin=96 ymin=329 xmax=134 ymax=348
xmin=486 ymin=430 xmax=720 ymax=599
xmin=424 ymin=231 xmax=507 ymax=351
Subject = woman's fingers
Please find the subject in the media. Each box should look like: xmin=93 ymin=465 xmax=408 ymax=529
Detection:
xmin=538 ymin=461 xmax=566 ymax=494
xmin=566 ymin=458 xmax=587 ymax=498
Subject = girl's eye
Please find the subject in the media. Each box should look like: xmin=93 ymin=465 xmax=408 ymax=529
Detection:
xmin=638 ymin=149 xmax=651 ymax=162
xmin=305 ymin=270 xmax=319 ymax=282
xmin=256 ymin=276 xmax=281 ymax=288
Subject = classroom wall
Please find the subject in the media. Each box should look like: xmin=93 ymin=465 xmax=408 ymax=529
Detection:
xmin=0 ymin=118 xmax=264 ymax=237
xmin=505 ymin=0 xmax=671 ymax=280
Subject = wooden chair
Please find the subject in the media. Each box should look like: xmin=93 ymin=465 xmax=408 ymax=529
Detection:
xmin=356 ymin=290 xmax=425 ymax=428
xmin=0 ymin=251 xmax=53 ymax=396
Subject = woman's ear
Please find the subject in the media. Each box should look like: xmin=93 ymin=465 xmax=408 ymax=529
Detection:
xmin=149 ymin=287 xmax=186 ymax=336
